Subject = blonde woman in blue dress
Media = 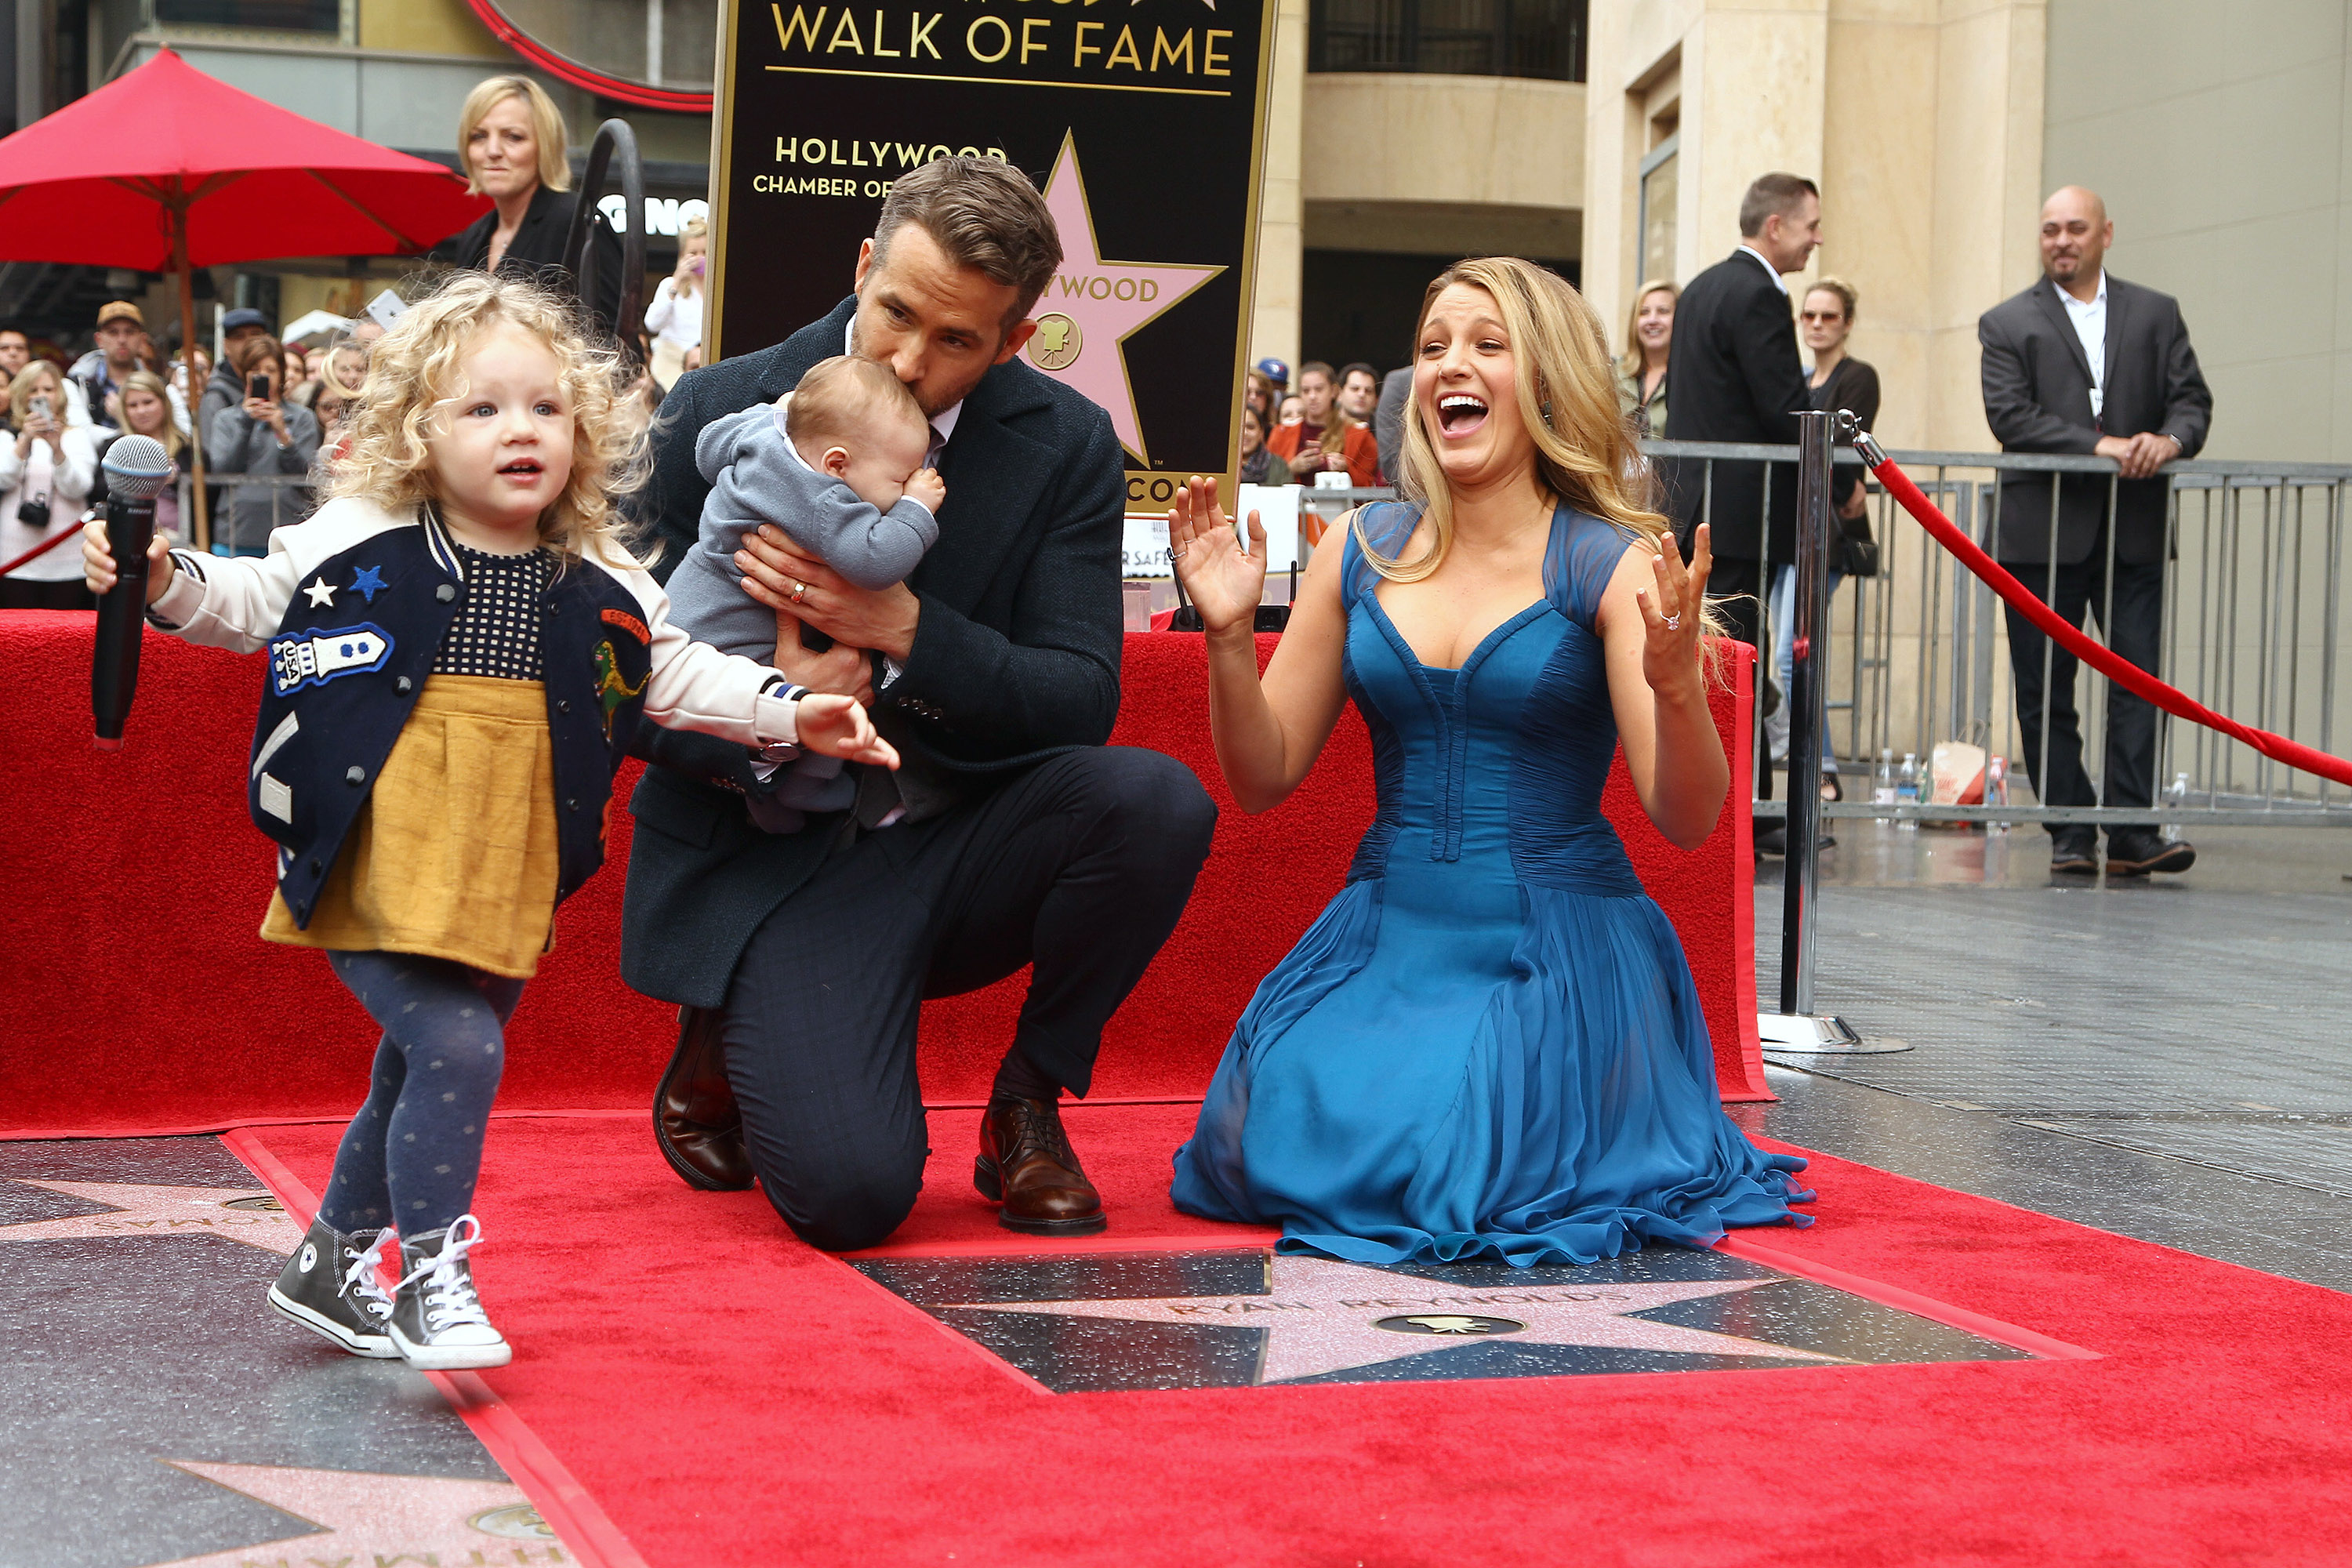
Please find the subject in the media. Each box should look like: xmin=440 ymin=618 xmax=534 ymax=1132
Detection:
xmin=1167 ymin=257 xmax=1813 ymax=1265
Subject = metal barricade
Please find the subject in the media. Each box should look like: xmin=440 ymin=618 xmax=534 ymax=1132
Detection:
xmin=172 ymin=470 xmax=318 ymax=554
xmin=1637 ymin=440 xmax=2352 ymax=831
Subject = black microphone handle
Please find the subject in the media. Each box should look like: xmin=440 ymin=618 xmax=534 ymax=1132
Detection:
xmin=92 ymin=494 xmax=157 ymax=750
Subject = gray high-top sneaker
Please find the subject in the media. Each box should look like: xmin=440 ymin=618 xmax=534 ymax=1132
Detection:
xmin=387 ymin=1215 xmax=510 ymax=1370
xmin=268 ymin=1216 xmax=397 ymax=1359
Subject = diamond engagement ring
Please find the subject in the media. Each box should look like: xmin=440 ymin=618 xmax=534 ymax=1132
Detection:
xmin=1664 ymin=612 xmax=1682 ymax=630
xmin=789 ymin=580 xmax=808 ymax=604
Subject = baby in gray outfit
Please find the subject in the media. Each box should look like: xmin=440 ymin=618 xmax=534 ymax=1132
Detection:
xmin=665 ymin=354 xmax=945 ymax=831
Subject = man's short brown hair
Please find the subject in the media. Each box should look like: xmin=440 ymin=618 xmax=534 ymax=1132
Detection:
xmin=871 ymin=157 xmax=1063 ymax=330
xmin=786 ymin=354 xmax=927 ymax=452
xmin=1738 ymin=172 xmax=1820 ymax=238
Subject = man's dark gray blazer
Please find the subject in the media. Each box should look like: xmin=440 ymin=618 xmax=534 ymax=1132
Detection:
xmin=621 ymin=296 xmax=1127 ymax=1007
xmin=1661 ymin=249 xmax=1809 ymax=564
xmin=1978 ymin=273 xmax=2212 ymax=564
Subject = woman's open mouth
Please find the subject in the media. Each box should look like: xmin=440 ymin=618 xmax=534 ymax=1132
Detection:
xmin=1436 ymin=393 xmax=1489 ymax=439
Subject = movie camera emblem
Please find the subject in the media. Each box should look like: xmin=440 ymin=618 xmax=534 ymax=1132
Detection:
xmin=1374 ymin=1314 xmax=1528 ymax=1337
xmin=1029 ymin=313 xmax=1082 ymax=372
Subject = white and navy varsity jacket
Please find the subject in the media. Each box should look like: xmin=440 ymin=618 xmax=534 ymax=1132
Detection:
xmin=147 ymin=497 xmax=808 ymax=927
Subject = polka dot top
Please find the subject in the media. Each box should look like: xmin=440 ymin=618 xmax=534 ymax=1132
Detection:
xmin=434 ymin=544 xmax=550 ymax=681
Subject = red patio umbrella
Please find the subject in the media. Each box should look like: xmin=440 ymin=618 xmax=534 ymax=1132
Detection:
xmin=0 ymin=47 xmax=488 ymax=543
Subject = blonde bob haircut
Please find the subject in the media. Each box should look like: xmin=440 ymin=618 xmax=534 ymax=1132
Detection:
xmin=1365 ymin=256 xmax=1683 ymax=593
xmin=457 ymin=76 xmax=572 ymax=196
xmin=327 ymin=270 xmax=644 ymax=569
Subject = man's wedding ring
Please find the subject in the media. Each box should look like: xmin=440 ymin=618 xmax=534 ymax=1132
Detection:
xmin=789 ymin=580 xmax=808 ymax=604
xmin=1664 ymin=612 xmax=1682 ymax=630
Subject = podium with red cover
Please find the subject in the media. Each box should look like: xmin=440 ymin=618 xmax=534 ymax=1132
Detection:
xmin=0 ymin=613 xmax=1765 ymax=1138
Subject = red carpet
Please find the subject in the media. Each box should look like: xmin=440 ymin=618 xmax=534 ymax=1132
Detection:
xmin=234 ymin=1111 xmax=2352 ymax=1568
xmin=2 ymin=612 xmax=1766 ymax=1138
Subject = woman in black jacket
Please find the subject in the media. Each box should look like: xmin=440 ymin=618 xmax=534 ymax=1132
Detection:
xmin=1768 ymin=276 xmax=1882 ymax=797
xmin=437 ymin=76 xmax=623 ymax=343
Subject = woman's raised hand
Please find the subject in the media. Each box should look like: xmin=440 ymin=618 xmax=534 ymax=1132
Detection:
xmin=1635 ymin=521 xmax=1711 ymax=698
xmin=1167 ymin=474 xmax=1265 ymax=636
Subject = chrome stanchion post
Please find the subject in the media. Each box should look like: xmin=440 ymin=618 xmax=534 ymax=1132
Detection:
xmin=1760 ymin=409 xmax=1890 ymax=1054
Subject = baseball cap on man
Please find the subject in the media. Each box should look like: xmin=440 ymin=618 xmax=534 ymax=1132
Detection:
xmin=1254 ymin=357 xmax=1290 ymax=386
xmin=96 ymin=301 xmax=144 ymax=329
xmin=220 ymin=308 xmax=268 ymax=334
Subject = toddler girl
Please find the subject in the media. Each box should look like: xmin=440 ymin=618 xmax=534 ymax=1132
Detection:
xmin=83 ymin=272 xmax=895 ymax=1370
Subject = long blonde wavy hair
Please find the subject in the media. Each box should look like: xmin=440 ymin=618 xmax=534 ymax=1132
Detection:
xmin=1361 ymin=256 xmax=1684 ymax=593
xmin=328 ymin=270 xmax=645 ymax=568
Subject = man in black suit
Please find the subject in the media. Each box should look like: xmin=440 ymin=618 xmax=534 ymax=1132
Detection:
xmin=1661 ymin=172 xmax=1822 ymax=842
xmin=625 ymin=158 xmax=1217 ymax=1250
xmin=1980 ymin=185 xmax=2211 ymax=877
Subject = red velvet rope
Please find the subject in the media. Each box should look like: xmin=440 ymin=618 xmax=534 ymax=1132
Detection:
xmin=1866 ymin=453 xmax=2352 ymax=790
xmin=0 ymin=521 xmax=85 ymax=579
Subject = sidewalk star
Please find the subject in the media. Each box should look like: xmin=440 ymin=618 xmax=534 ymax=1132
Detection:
xmin=950 ymin=1254 xmax=1847 ymax=1383
xmin=0 ymin=1179 xmax=302 ymax=1255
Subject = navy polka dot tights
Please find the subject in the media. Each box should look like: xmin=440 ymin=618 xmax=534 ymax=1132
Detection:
xmin=314 ymin=950 xmax=524 ymax=1237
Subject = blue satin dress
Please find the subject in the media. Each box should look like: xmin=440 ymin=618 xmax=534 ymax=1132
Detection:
xmin=1171 ymin=502 xmax=1815 ymax=1266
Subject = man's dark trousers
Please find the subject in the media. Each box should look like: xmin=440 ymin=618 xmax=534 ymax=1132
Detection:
xmin=2004 ymin=543 xmax=2165 ymax=817
xmin=716 ymin=748 xmax=1213 ymax=1252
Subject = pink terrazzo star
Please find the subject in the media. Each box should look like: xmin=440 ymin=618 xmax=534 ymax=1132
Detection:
xmin=135 ymin=1461 xmax=565 ymax=1568
xmin=1030 ymin=132 xmax=1225 ymax=464
xmin=0 ymin=1179 xmax=303 ymax=1255
xmin=956 ymin=1254 xmax=1847 ymax=1383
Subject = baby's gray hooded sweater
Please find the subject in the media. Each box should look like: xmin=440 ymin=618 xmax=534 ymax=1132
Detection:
xmin=666 ymin=398 xmax=939 ymax=655
xmin=665 ymin=398 xmax=939 ymax=832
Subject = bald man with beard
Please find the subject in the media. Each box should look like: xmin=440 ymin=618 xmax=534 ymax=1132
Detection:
xmin=1979 ymin=185 xmax=2212 ymax=879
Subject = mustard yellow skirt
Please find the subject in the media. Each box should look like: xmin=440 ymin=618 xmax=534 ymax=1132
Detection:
xmin=263 ymin=675 xmax=561 ymax=978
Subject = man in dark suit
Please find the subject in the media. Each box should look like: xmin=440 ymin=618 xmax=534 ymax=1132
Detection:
xmin=1980 ymin=185 xmax=2211 ymax=877
xmin=1661 ymin=172 xmax=1821 ymax=840
xmin=626 ymin=158 xmax=1217 ymax=1250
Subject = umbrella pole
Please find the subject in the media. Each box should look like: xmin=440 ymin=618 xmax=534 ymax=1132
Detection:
xmin=174 ymin=211 xmax=211 ymax=551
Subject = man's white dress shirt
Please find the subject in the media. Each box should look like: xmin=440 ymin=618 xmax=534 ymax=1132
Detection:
xmin=2057 ymin=269 xmax=2109 ymax=423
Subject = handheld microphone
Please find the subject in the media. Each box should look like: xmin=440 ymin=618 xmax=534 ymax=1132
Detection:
xmin=91 ymin=435 xmax=176 ymax=751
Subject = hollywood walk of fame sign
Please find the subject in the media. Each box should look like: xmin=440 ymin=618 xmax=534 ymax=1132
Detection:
xmin=854 ymin=1248 xmax=2041 ymax=1393
xmin=136 ymin=1461 xmax=566 ymax=1568
xmin=0 ymin=1180 xmax=301 ymax=1255
xmin=705 ymin=0 xmax=1276 ymax=519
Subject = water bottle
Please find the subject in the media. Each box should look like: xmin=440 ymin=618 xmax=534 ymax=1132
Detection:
xmin=1896 ymin=751 xmax=1920 ymax=829
xmin=1872 ymin=747 xmax=1897 ymax=823
xmin=1986 ymin=755 xmax=2010 ymax=833
xmin=2161 ymin=771 xmax=2190 ymax=843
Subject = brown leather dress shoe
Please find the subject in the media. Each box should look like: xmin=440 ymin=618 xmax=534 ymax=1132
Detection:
xmin=975 ymin=1095 xmax=1106 ymax=1236
xmin=653 ymin=1006 xmax=754 ymax=1192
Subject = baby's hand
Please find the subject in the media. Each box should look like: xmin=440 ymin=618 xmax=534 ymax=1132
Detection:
xmin=795 ymin=693 xmax=900 ymax=769
xmin=82 ymin=519 xmax=175 ymax=603
xmin=905 ymin=468 xmax=946 ymax=514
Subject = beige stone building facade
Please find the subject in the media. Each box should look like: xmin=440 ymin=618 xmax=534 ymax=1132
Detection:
xmin=1254 ymin=0 xmax=2352 ymax=466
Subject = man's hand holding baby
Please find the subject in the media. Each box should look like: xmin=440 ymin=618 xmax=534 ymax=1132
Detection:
xmin=906 ymin=468 xmax=946 ymax=514
xmin=737 ymin=525 xmax=921 ymax=662
xmin=793 ymin=692 xmax=899 ymax=769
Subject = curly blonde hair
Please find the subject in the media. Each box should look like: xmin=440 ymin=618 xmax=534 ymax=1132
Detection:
xmin=328 ymin=270 xmax=645 ymax=569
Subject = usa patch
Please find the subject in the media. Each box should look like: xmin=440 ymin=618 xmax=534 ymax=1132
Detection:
xmin=270 ymin=624 xmax=394 ymax=695
xmin=601 ymin=607 xmax=651 ymax=644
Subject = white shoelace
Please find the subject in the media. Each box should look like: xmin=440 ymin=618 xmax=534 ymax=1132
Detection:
xmin=391 ymin=1213 xmax=492 ymax=1334
xmin=340 ymin=1229 xmax=395 ymax=1321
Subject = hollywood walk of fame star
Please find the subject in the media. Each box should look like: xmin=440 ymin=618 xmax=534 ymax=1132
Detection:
xmin=303 ymin=577 xmax=336 ymax=608
xmin=1032 ymin=132 xmax=1225 ymax=465
xmin=951 ymin=1254 xmax=1847 ymax=1383
xmin=136 ymin=1461 xmax=568 ymax=1568
xmin=0 ymin=1179 xmax=303 ymax=1256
